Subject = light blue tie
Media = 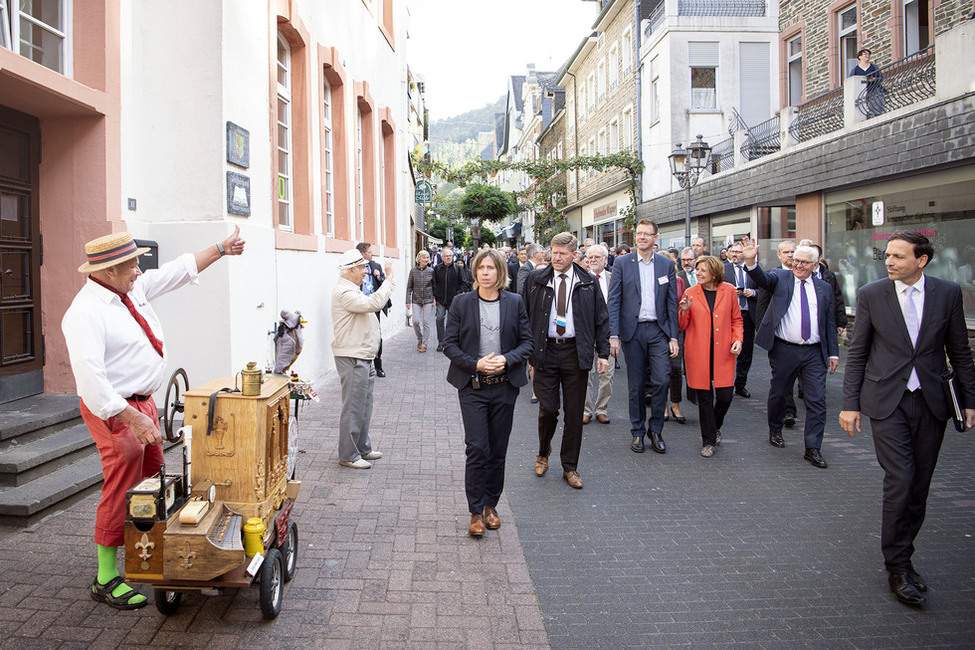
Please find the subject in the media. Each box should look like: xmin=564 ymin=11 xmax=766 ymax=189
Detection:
xmin=904 ymin=286 xmax=921 ymax=391
xmin=903 ymin=286 xmax=919 ymax=346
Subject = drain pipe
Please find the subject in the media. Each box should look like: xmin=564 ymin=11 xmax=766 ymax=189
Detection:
xmin=634 ymin=0 xmax=643 ymax=205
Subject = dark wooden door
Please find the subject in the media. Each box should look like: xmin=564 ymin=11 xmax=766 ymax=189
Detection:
xmin=0 ymin=106 xmax=42 ymax=397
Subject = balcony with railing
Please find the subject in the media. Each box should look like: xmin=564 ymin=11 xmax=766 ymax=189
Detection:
xmin=698 ymin=44 xmax=947 ymax=181
xmin=708 ymin=137 xmax=735 ymax=174
xmin=856 ymin=46 xmax=935 ymax=119
xmin=644 ymin=0 xmax=665 ymax=40
xmin=678 ymin=0 xmax=766 ymax=16
xmin=740 ymin=114 xmax=780 ymax=160
xmin=789 ymin=88 xmax=844 ymax=143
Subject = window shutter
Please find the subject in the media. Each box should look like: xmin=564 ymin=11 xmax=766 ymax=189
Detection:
xmin=688 ymin=42 xmax=719 ymax=67
xmin=739 ymin=42 xmax=770 ymax=126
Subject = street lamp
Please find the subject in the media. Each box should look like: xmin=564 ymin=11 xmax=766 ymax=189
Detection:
xmin=669 ymin=134 xmax=712 ymax=248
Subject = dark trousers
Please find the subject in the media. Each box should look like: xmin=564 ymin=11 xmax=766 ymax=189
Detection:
xmin=669 ymin=332 xmax=684 ymax=404
xmin=533 ymin=340 xmax=588 ymax=472
xmin=622 ymin=321 xmax=671 ymax=438
xmin=870 ymin=390 xmax=947 ymax=573
xmin=767 ymin=340 xmax=827 ymax=449
xmin=691 ymin=386 xmax=733 ymax=446
xmin=458 ymin=381 xmax=518 ymax=515
xmin=435 ymin=303 xmax=448 ymax=344
xmin=373 ymin=311 xmax=384 ymax=372
xmin=734 ymin=311 xmax=755 ymax=390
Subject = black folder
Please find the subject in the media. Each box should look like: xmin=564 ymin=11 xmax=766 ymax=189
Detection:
xmin=942 ymin=373 xmax=966 ymax=433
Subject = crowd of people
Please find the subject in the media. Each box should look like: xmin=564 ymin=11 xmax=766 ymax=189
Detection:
xmin=60 ymin=222 xmax=974 ymax=612
xmin=356 ymin=226 xmax=975 ymax=610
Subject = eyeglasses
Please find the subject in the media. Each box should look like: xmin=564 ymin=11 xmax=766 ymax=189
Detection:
xmin=792 ymin=259 xmax=816 ymax=267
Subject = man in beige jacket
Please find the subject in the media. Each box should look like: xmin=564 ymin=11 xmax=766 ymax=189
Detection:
xmin=332 ymin=248 xmax=395 ymax=468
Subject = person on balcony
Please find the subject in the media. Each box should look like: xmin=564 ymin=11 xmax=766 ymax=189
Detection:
xmin=850 ymin=48 xmax=884 ymax=116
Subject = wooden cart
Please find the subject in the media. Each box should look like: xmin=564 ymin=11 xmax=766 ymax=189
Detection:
xmin=124 ymin=371 xmax=300 ymax=619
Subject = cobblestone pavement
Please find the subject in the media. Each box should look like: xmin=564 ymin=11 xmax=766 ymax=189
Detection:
xmin=1 ymin=326 xmax=973 ymax=648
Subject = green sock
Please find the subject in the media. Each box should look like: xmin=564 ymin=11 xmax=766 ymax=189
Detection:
xmin=95 ymin=544 xmax=146 ymax=604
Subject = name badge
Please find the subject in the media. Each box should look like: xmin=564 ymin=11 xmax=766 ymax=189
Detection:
xmin=658 ymin=276 xmax=669 ymax=285
xmin=554 ymin=315 xmax=567 ymax=328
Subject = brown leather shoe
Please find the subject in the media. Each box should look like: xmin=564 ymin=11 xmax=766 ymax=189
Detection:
xmin=563 ymin=471 xmax=583 ymax=489
xmin=534 ymin=456 xmax=549 ymax=477
xmin=469 ymin=514 xmax=485 ymax=537
xmin=418 ymin=345 xmax=427 ymax=353
xmin=483 ymin=507 xmax=500 ymax=529
xmin=582 ymin=413 xmax=591 ymax=424
xmin=596 ymin=413 xmax=610 ymax=424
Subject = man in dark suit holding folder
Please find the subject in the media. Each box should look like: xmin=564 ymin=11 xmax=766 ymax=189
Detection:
xmin=840 ymin=231 xmax=975 ymax=607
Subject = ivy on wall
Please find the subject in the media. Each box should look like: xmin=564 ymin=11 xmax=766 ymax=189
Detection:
xmin=414 ymin=150 xmax=643 ymax=245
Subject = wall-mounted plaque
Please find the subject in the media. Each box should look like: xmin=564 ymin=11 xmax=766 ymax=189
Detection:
xmin=226 ymin=121 xmax=250 ymax=168
xmin=226 ymin=172 xmax=251 ymax=216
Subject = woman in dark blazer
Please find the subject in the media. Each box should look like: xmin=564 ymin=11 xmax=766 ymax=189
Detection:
xmin=443 ymin=248 xmax=533 ymax=537
xmin=678 ymin=256 xmax=743 ymax=457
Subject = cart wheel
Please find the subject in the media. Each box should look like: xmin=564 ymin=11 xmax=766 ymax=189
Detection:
xmin=153 ymin=588 xmax=182 ymax=615
xmin=281 ymin=521 xmax=298 ymax=583
xmin=163 ymin=368 xmax=189 ymax=442
xmin=259 ymin=548 xmax=283 ymax=620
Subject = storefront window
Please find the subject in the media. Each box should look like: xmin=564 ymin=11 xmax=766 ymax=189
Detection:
xmin=825 ymin=178 xmax=975 ymax=324
xmin=757 ymin=206 xmax=795 ymax=267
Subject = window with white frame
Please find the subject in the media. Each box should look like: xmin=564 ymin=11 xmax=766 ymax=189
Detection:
xmin=609 ymin=118 xmax=619 ymax=154
xmin=787 ymin=34 xmax=803 ymax=106
xmin=650 ymin=56 xmax=660 ymax=124
xmin=609 ymin=44 xmax=619 ymax=91
xmin=356 ymin=110 xmax=364 ymax=241
xmin=6 ymin=0 xmax=71 ymax=75
xmin=380 ymin=132 xmax=387 ymax=243
xmin=622 ymin=27 xmax=633 ymax=75
xmin=904 ymin=0 xmax=929 ymax=56
xmin=597 ymin=60 xmax=606 ymax=103
xmin=622 ymin=106 xmax=633 ymax=150
xmin=557 ymin=142 xmax=563 ymax=159
xmin=323 ymin=77 xmax=335 ymax=235
xmin=587 ymin=72 xmax=595 ymax=112
xmin=276 ymin=34 xmax=293 ymax=231
xmin=838 ymin=4 xmax=858 ymax=77
xmin=598 ymin=128 xmax=607 ymax=156
xmin=688 ymin=42 xmax=718 ymax=111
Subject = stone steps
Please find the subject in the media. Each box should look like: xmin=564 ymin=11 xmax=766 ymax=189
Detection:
xmin=0 ymin=393 xmax=103 ymax=526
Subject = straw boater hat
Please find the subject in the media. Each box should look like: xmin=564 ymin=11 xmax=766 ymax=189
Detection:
xmin=336 ymin=249 xmax=368 ymax=269
xmin=78 ymin=232 xmax=150 ymax=273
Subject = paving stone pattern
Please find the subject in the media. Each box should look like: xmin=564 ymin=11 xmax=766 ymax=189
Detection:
xmin=0 ymin=327 xmax=973 ymax=648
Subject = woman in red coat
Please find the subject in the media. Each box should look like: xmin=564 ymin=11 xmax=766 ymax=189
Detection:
xmin=678 ymin=256 xmax=743 ymax=457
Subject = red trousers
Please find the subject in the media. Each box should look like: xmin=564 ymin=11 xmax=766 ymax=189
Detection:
xmin=81 ymin=398 xmax=164 ymax=547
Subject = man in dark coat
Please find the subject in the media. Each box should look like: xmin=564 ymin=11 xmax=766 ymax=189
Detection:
xmin=742 ymin=238 xmax=839 ymax=468
xmin=432 ymin=247 xmax=467 ymax=352
xmin=840 ymin=231 xmax=975 ymax=607
xmin=522 ymin=232 xmax=610 ymax=489
xmin=357 ymin=242 xmax=391 ymax=377
xmin=724 ymin=242 xmax=758 ymax=398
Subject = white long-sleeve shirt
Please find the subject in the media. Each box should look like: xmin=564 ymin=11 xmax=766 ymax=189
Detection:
xmin=61 ymin=254 xmax=199 ymax=420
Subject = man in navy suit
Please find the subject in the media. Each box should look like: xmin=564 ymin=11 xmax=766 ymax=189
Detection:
xmin=839 ymin=231 xmax=975 ymax=607
xmin=724 ymin=242 xmax=758 ymax=397
xmin=741 ymin=237 xmax=839 ymax=468
xmin=607 ymin=219 xmax=679 ymax=455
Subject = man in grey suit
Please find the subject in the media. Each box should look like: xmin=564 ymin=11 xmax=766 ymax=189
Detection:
xmin=583 ymin=244 xmax=614 ymax=424
xmin=607 ymin=219 xmax=679 ymax=455
xmin=840 ymin=231 xmax=975 ymax=607
xmin=742 ymin=237 xmax=839 ymax=468
xmin=517 ymin=243 xmax=544 ymax=293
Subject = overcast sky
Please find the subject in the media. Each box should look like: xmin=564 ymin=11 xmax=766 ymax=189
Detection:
xmin=406 ymin=0 xmax=600 ymax=120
